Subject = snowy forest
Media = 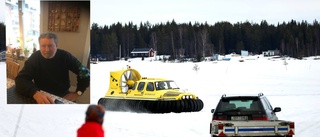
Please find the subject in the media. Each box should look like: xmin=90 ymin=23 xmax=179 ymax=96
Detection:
xmin=90 ymin=20 xmax=320 ymax=61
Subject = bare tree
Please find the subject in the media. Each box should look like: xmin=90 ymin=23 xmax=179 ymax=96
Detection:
xmin=193 ymin=31 xmax=197 ymax=58
xmin=314 ymin=30 xmax=320 ymax=55
xmin=199 ymin=28 xmax=208 ymax=57
xmin=178 ymin=26 xmax=184 ymax=58
xmin=171 ymin=31 xmax=175 ymax=59
xmin=151 ymin=31 xmax=157 ymax=50
xmin=295 ymin=37 xmax=299 ymax=57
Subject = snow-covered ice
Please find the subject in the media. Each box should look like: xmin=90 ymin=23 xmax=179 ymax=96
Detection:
xmin=1 ymin=55 xmax=320 ymax=137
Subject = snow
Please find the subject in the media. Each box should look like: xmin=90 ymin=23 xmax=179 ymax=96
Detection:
xmin=1 ymin=55 xmax=320 ymax=137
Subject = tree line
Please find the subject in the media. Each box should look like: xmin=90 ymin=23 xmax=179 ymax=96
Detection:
xmin=0 ymin=22 xmax=5 ymax=51
xmin=90 ymin=20 xmax=320 ymax=61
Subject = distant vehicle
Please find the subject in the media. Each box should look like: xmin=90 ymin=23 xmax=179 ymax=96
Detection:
xmin=96 ymin=53 xmax=107 ymax=61
xmin=0 ymin=50 xmax=6 ymax=61
xmin=210 ymin=93 xmax=294 ymax=137
xmin=90 ymin=57 xmax=98 ymax=64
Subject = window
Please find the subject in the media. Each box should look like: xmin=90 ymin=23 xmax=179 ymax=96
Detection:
xmin=146 ymin=82 xmax=154 ymax=91
xmin=261 ymin=97 xmax=273 ymax=111
xmin=130 ymin=82 xmax=137 ymax=90
xmin=218 ymin=98 xmax=261 ymax=112
xmin=156 ymin=81 xmax=166 ymax=90
xmin=137 ymin=82 xmax=145 ymax=91
xmin=6 ymin=0 xmax=40 ymax=58
xmin=229 ymin=100 xmax=252 ymax=109
xmin=155 ymin=80 xmax=179 ymax=90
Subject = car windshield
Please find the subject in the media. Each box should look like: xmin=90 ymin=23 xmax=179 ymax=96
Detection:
xmin=217 ymin=98 xmax=261 ymax=112
xmin=155 ymin=81 xmax=179 ymax=90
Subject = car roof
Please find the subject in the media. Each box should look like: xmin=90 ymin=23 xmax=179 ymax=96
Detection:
xmin=220 ymin=93 xmax=265 ymax=99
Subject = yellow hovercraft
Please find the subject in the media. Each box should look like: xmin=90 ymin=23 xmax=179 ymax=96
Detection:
xmin=98 ymin=68 xmax=204 ymax=113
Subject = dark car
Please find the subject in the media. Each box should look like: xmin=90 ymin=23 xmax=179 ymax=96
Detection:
xmin=211 ymin=93 xmax=281 ymax=121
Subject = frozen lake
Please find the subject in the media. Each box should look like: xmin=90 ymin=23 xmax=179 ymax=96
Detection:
xmin=0 ymin=55 xmax=320 ymax=136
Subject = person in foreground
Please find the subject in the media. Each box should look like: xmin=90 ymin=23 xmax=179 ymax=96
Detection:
xmin=77 ymin=104 xmax=105 ymax=137
xmin=15 ymin=32 xmax=90 ymax=104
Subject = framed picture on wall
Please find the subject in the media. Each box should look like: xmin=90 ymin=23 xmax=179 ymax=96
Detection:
xmin=48 ymin=2 xmax=80 ymax=32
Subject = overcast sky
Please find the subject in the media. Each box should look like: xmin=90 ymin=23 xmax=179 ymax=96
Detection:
xmin=0 ymin=0 xmax=5 ymax=23
xmin=91 ymin=0 xmax=320 ymax=26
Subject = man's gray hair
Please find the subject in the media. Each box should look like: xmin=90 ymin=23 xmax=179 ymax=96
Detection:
xmin=38 ymin=32 xmax=58 ymax=45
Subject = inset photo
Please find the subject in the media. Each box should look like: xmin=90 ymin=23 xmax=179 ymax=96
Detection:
xmin=6 ymin=1 xmax=90 ymax=104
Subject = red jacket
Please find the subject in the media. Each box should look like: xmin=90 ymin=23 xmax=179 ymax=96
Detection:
xmin=77 ymin=121 xmax=104 ymax=137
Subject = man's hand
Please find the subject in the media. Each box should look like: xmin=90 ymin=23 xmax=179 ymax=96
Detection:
xmin=63 ymin=92 xmax=79 ymax=102
xmin=33 ymin=91 xmax=54 ymax=104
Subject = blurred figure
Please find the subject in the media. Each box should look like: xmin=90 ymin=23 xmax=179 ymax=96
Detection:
xmin=157 ymin=81 xmax=166 ymax=90
xmin=77 ymin=104 xmax=105 ymax=137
